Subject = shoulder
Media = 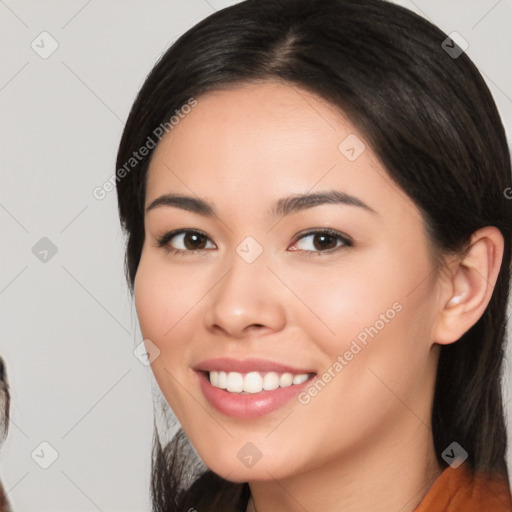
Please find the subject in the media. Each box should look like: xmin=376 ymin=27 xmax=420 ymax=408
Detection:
xmin=414 ymin=462 xmax=512 ymax=512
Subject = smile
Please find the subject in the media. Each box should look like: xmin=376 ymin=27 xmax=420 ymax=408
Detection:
xmin=193 ymin=358 xmax=317 ymax=419
xmin=208 ymin=370 xmax=313 ymax=394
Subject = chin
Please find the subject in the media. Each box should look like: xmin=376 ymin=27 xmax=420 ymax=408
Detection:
xmin=210 ymin=465 xmax=274 ymax=484
xmin=199 ymin=446 xmax=295 ymax=484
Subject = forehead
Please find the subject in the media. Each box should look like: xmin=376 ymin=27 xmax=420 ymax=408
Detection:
xmin=149 ymin=80 xmax=351 ymax=173
xmin=145 ymin=80 xmax=420 ymax=226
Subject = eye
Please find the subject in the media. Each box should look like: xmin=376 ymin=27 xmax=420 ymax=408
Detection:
xmin=156 ymin=229 xmax=215 ymax=255
xmin=155 ymin=228 xmax=352 ymax=257
xmin=290 ymin=229 xmax=352 ymax=255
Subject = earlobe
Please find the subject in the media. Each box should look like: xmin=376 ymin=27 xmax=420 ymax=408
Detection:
xmin=433 ymin=226 xmax=504 ymax=345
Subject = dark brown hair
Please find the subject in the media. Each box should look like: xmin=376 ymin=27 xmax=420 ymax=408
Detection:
xmin=115 ymin=0 xmax=512 ymax=510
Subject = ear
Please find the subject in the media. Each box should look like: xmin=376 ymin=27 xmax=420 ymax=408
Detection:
xmin=433 ymin=226 xmax=504 ymax=345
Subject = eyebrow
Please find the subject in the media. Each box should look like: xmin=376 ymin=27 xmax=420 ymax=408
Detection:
xmin=145 ymin=190 xmax=377 ymax=217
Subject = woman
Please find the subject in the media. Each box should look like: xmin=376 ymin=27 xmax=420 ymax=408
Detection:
xmin=115 ymin=0 xmax=512 ymax=510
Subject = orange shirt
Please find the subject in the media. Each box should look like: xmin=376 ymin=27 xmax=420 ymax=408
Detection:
xmin=414 ymin=463 xmax=512 ymax=511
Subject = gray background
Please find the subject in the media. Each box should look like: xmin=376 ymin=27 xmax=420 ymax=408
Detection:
xmin=1 ymin=1 xmax=511 ymax=510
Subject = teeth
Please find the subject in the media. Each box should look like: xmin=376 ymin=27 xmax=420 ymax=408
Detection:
xmin=208 ymin=370 xmax=312 ymax=393
xmin=243 ymin=372 xmax=262 ymax=393
xmin=279 ymin=373 xmax=293 ymax=387
xmin=292 ymin=374 xmax=309 ymax=385
xmin=217 ymin=371 xmax=227 ymax=389
xmin=263 ymin=372 xmax=280 ymax=391
xmin=226 ymin=372 xmax=243 ymax=392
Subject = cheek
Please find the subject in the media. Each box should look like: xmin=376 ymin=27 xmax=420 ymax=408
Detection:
xmin=134 ymin=256 xmax=204 ymax=417
xmin=134 ymin=254 xmax=203 ymax=346
xmin=134 ymin=264 xmax=169 ymax=345
xmin=292 ymin=246 xmax=436 ymax=394
xmin=283 ymin=256 xmax=404 ymax=352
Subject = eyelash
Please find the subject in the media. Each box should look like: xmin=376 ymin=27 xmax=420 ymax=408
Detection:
xmin=155 ymin=228 xmax=353 ymax=257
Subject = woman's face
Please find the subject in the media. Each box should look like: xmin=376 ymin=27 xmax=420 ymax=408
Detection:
xmin=135 ymin=81 xmax=445 ymax=482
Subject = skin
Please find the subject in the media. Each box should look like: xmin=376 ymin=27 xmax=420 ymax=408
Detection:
xmin=134 ymin=80 xmax=504 ymax=512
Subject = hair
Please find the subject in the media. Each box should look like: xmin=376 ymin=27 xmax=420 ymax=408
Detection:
xmin=115 ymin=0 xmax=512 ymax=510
xmin=0 ymin=357 xmax=12 ymax=512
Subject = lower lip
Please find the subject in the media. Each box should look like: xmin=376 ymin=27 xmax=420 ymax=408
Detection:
xmin=196 ymin=371 xmax=314 ymax=420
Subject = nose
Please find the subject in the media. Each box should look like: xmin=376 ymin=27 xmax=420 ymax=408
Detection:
xmin=203 ymin=250 xmax=287 ymax=339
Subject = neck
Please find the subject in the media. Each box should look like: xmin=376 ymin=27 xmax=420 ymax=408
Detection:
xmin=246 ymin=418 xmax=442 ymax=512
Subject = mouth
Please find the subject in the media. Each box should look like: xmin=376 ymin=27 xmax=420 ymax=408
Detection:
xmin=202 ymin=370 xmax=315 ymax=394
xmin=193 ymin=358 xmax=317 ymax=419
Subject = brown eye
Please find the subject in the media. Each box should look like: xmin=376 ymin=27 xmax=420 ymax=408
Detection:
xmin=157 ymin=229 xmax=215 ymax=254
xmin=292 ymin=229 xmax=352 ymax=255
xmin=181 ymin=232 xmax=208 ymax=250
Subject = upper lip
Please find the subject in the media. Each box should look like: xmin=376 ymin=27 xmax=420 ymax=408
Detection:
xmin=193 ymin=358 xmax=316 ymax=375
